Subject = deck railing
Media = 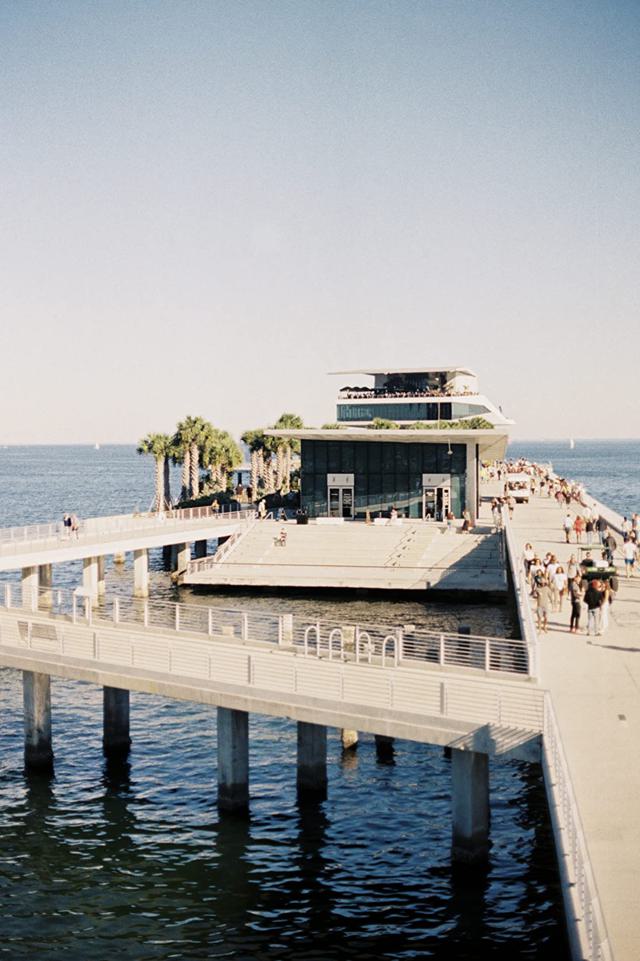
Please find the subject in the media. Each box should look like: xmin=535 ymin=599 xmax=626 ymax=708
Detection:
xmin=543 ymin=696 xmax=612 ymax=961
xmin=1 ymin=583 xmax=531 ymax=678
xmin=500 ymin=512 xmax=539 ymax=678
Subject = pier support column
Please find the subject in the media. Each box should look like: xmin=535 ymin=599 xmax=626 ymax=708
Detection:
xmin=23 ymin=671 xmax=53 ymax=773
xmin=451 ymin=748 xmax=490 ymax=864
xmin=173 ymin=543 xmax=190 ymax=574
xmin=297 ymin=721 xmax=327 ymax=799
xmin=21 ymin=566 xmax=39 ymax=611
xmin=375 ymin=734 xmax=395 ymax=762
xmin=217 ymin=707 xmax=249 ymax=813
xmin=194 ymin=540 xmax=207 ymax=559
xmin=38 ymin=563 xmax=53 ymax=609
xmin=82 ymin=557 xmax=99 ymax=606
xmin=103 ymin=687 xmax=131 ymax=758
xmin=113 ymin=551 xmax=126 ymax=565
xmin=133 ymin=548 xmax=149 ymax=598
xmin=97 ymin=556 xmax=106 ymax=596
xmin=341 ymin=729 xmax=359 ymax=751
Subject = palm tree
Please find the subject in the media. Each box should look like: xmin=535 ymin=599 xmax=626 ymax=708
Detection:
xmin=202 ymin=427 xmax=242 ymax=492
xmin=137 ymin=433 xmax=175 ymax=511
xmin=174 ymin=415 xmax=209 ymax=500
xmin=272 ymin=412 xmax=304 ymax=494
xmin=242 ymin=428 xmax=267 ymax=500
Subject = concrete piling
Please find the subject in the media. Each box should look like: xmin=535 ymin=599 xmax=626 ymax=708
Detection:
xmin=341 ymin=729 xmax=359 ymax=751
xmin=23 ymin=671 xmax=54 ymax=773
xmin=297 ymin=721 xmax=327 ymax=799
xmin=133 ymin=548 xmax=149 ymax=598
xmin=82 ymin=556 xmax=99 ymax=606
xmin=451 ymin=748 xmax=490 ymax=864
xmin=375 ymin=734 xmax=395 ymax=762
xmin=103 ymin=687 xmax=131 ymax=758
xmin=21 ymin=566 xmax=39 ymax=611
xmin=217 ymin=707 xmax=249 ymax=813
xmin=194 ymin=540 xmax=207 ymax=559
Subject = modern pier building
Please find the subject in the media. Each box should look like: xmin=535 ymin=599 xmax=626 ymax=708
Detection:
xmin=269 ymin=366 xmax=512 ymax=523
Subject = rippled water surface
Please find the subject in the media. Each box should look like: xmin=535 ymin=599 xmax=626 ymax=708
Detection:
xmin=0 ymin=445 xmax=578 ymax=960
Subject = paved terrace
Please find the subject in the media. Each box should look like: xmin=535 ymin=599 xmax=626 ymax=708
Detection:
xmin=505 ymin=490 xmax=640 ymax=961
xmin=182 ymin=519 xmax=506 ymax=594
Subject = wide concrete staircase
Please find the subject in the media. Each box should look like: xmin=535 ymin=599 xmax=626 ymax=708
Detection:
xmin=183 ymin=520 xmax=506 ymax=593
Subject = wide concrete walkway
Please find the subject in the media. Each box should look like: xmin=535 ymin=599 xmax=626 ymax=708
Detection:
xmin=509 ymin=492 xmax=640 ymax=961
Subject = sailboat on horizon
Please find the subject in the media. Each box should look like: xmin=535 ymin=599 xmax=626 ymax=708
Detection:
xmin=569 ymin=438 xmax=575 ymax=449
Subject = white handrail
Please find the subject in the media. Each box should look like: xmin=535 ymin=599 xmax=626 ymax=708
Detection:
xmin=0 ymin=583 xmax=531 ymax=677
xmin=543 ymin=696 xmax=613 ymax=961
xmin=501 ymin=512 xmax=539 ymax=678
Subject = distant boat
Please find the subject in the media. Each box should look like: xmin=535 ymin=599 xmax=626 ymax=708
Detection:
xmin=94 ymin=443 xmax=100 ymax=450
xmin=569 ymin=438 xmax=575 ymax=449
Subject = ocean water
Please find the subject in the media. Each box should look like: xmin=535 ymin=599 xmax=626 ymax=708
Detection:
xmin=0 ymin=444 xmax=582 ymax=960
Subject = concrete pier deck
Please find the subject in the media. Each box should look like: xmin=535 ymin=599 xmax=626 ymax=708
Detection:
xmin=508 ymin=492 xmax=640 ymax=961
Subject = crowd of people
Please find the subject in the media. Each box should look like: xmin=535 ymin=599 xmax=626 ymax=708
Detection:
xmin=339 ymin=385 xmax=476 ymax=400
xmin=490 ymin=458 xmax=638 ymax=637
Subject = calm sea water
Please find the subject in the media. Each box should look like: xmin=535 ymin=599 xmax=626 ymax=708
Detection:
xmin=4 ymin=442 xmax=625 ymax=960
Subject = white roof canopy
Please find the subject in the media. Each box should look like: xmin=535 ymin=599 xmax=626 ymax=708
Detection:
xmin=329 ymin=367 xmax=477 ymax=378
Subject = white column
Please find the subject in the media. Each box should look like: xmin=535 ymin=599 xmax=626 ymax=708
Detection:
xmin=133 ymin=548 xmax=149 ymax=598
xmin=38 ymin=563 xmax=53 ymax=609
xmin=97 ymin=556 xmax=106 ymax=596
xmin=451 ymin=748 xmax=490 ymax=863
xmin=82 ymin=557 xmax=99 ymax=606
xmin=466 ymin=441 xmax=478 ymax=525
xmin=23 ymin=671 xmax=54 ymax=772
xmin=173 ymin=543 xmax=190 ymax=574
xmin=217 ymin=707 xmax=249 ymax=812
xmin=21 ymin=566 xmax=39 ymax=611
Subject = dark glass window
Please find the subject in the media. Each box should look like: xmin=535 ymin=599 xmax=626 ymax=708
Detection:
xmin=341 ymin=442 xmax=355 ymax=472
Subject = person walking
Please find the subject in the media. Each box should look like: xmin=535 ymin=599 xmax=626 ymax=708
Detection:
xmin=533 ymin=573 xmax=552 ymax=633
xmin=584 ymin=579 xmax=604 ymax=636
xmin=623 ymin=537 xmax=637 ymax=577
xmin=603 ymin=531 xmax=618 ymax=566
xmin=600 ymin=582 xmax=612 ymax=634
xmin=553 ymin=565 xmax=567 ymax=612
xmin=585 ymin=516 xmax=594 ymax=546
xmin=568 ymin=575 xmax=583 ymax=633
xmin=562 ymin=512 xmax=573 ymax=543
xmin=573 ymin=515 xmax=585 ymax=544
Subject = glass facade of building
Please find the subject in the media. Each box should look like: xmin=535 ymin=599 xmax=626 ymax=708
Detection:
xmin=337 ymin=401 xmax=489 ymax=422
xmin=337 ymin=402 xmax=452 ymax=422
xmin=300 ymin=439 xmax=467 ymax=519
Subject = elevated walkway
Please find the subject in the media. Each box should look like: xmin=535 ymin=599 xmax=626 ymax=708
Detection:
xmin=0 ymin=507 xmax=253 ymax=572
xmin=182 ymin=520 xmax=506 ymax=594
xmin=500 ymin=487 xmax=638 ymax=961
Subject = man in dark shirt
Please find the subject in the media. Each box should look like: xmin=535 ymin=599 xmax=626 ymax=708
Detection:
xmin=584 ymin=580 xmax=604 ymax=636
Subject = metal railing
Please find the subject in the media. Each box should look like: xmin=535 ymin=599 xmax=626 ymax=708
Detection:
xmin=0 ymin=507 xmax=256 ymax=556
xmin=0 ymin=608 xmax=543 ymax=733
xmin=1 ymin=583 xmax=531 ymax=677
xmin=500 ymin=512 xmax=538 ymax=678
xmin=543 ymin=696 xmax=612 ymax=961
xmin=188 ymin=515 xmax=258 ymax=571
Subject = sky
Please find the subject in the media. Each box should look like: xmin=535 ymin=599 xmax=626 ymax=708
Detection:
xmin=1 ymin=0 xmax=638 ymax=443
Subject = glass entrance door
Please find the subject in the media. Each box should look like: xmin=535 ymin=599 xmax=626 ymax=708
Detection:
xmin=423 ymin=486 xmax=451 ymax=521
xmin=328 ymin=487 xmax=354 ymax=519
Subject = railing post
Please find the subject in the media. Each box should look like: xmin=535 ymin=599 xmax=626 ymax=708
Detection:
xmin=143 ymin=600 xmax=149 ymax=628
xmin=242 ymin=613 xmax=249 ymax=641
xmin=395 ymin=628 xmax=402 ymax=667
xmin=113 ymin=596 xmax=120 ymax=625
xmin=484 ymin=639 xmax=490 ymax=672
xmin=5 ymin=583 xmax=10 ymax=608
xmin=439 ymin=633 xmax=445 ymax=665
xmin=72 ymin=593 xmax=77 ymax=623
xmin=175 ymin=603 xmax=180 ymax=632
xmin=208 ymin=608 xmax=213 ymax=636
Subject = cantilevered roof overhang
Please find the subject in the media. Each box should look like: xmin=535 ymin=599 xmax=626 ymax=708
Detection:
xmin=329 ymin=366 xmax=477 ymax=377
xmin=267 ymin=427 xmax=508 ymax=461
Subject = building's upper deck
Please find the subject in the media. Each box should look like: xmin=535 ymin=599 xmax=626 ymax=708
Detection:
xmin=329 ymin=367 xmax=511 ymax=427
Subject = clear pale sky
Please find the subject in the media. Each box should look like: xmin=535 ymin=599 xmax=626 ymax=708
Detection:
xmin=1 ymin=1 xmax=638 ymax=443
